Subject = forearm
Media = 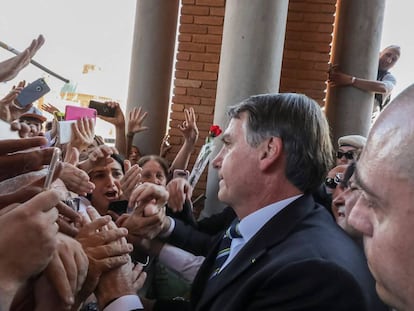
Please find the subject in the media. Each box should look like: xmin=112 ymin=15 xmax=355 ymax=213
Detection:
xmin=126 ymin=133 xmax=134 ymax=158
xmin=115 ymin=124 xmax=127 ymax=157
xmin=169 ymin=142 xmax=195 ymax=172
xmin=352 ymin=77 xmax=391 ymax=94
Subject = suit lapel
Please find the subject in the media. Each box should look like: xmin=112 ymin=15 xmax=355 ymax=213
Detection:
xmin=193 ymin=195 xmax=316 ymax=310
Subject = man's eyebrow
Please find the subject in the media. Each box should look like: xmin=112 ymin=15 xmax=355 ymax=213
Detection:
xmin=354 ymin=165 xmax=377 ymax=199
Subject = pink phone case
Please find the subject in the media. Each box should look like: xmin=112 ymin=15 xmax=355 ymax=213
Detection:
xmin=65 ymin=105 xmax=97 ymax=121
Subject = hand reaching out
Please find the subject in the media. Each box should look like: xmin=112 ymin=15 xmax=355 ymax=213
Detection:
xmin=68 ymin=117 xmax=95 ymax=152
xmin=0 ymin=34 xmax=45 ymax=82
xmin=127 ymin=107 xmax=149 ymax=135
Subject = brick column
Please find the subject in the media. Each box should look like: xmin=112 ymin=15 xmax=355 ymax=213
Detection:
xmin=126 ymin=0 xmax=180 ymax=155
xmin=325 ymin=0 xmax=386 ymax=143
xmin=203 ymin=0 xmax=290 ymax=217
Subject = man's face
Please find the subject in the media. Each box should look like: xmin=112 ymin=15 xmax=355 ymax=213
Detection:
xmin=212 ymin=113 xmax=260 ymax=212
xmin=379 ymin=47 xmax=400 ymax=71
xmin=336 ymin=146 xmax=356 ymax=165
xmin=348 ymin=146 xmax=414 ymax=310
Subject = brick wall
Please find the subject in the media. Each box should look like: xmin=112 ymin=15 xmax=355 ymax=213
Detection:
xmin=167 ymin=0 xmax=225 ymax=198
xmin=280 ymin=0 xmax=336 ymax=105
xmin=167 ymin=0 xmax=336 ymax=197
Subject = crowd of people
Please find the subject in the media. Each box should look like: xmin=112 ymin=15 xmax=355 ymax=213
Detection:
xmin=0 ymin=34 xmax=412 ymax=311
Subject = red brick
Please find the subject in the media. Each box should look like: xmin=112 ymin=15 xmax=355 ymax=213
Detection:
xmin=301 ymin=32 xmax=332 ymax=43
xmin=176 ymin=60 xmax=204 ymax=71
xmin=173 ymin=95 xmax=201 ymax=105
xmin=194 ymin=105 xmax=215 ymax=114
xmin=288 ymin=12 xmax=304 ymax=22
xmin=194 ymin=16 xmax=223 ymax=26
xmin=208 ymin=25 xmax=224 ymax=35
xmin=287 ymin=22 xmax=319 ymax=32
xmin=191 ymin=52 xmax=220 ymax=63
xmin=289 ymin=2 xmax=335 ymax=13
xmin=179 ymin=42 xmax=206 ymax=53
xmin=193 ymin=34 xmax=222 ymax=44
xmin=180 ymin=15 xmax=194 ymax=24
xmin=181 ymin=5 xmax=210 ymax=16
xmin=174 ymin=87 xmax=187 ymax=95
xmin=285 ymin=40 xmax=331 ymax=53
xmin=206 ymin=44 xmax=221 ymax=53
xmin=175 ymin=79 xmax=202 ymax=88
xmin=204 ymin=63 xmax=219 ymax=72
xmin=178 ymin=34 xmax=192 ymax=42
xmin=177 ymin=52 xmax=191 ymax=61
xmin=189 ymin=71 xmax=217 ymax=81
xmin=300 ymin=51 xmax=330 ymax=62
xmin=210 ymin=7 xmax=225 ymax=16
xmin=197 ymin=113 xmax=215 ymax=122
xmin=182 ymin=0 xmax=195 ymax=3
xmin=318 ymin=23 xmax=334 ymax=33
xmin=304 ymin=13 xmax=335 ymax=23
xmin=175 ymin=70 xmax=189 ymax=79
xmin=170 ymin=111 xmax=186 ymax=120
xmin=196 ymin=0 xmax=225 ymax=7
xmin=171 ymin=103 xmax=185 ymax=111
xmin=180 ymin=24 xmax=208 ymax=34
xmin=187 ymin=87 xmax=217 ymax=98
xmin=202 ymin=81 xmax=217 ymax=89
xmin=200 ymin=98 xmax=216 ymax=106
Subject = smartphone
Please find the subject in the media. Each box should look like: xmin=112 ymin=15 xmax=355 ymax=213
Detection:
xmin=65 ymin=105 xmax=97 ymax=121
xmin=57 ymin=120 xmax=76 ymax=144
xmin=173 ymin=169 xmax=189 ymax=180
xmin=44 ymin=148 xmax=61 ymax=190
xmin=88 ymin=100 xmax=116 ymax=117
xmin=108 ymin=200 xmax=128 ymax=215
xmin=16 ymin=78 xmax=51 ymax=108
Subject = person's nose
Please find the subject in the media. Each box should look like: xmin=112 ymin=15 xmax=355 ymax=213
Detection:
xmin=212 ymin=146 xmax=224 ymax=169
xmin=348 ymin=199 xmax=373 ymax=237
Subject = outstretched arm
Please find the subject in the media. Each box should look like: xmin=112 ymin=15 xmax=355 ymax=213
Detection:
xmin=169 ymin=107 xmax=199 ymax=173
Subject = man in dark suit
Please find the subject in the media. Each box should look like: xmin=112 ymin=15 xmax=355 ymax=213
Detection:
xmin=107 ymin=93 xmax=387 ymax=310
xmin=150 ymin=93 xmax=388 ymax=310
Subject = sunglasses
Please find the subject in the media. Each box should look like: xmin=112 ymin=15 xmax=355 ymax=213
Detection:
xmin=336 ymin=151 xmax=354 ymax=160
xmin=325 ymin=173 xmax=344 ymax=189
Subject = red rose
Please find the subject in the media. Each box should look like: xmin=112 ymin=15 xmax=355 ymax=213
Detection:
xmin=209 ymin=125 xmax=222 ymax=137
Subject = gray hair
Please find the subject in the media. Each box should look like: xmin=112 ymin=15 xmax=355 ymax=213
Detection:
xmin=228 ymin=93 xmax=333 ymax=194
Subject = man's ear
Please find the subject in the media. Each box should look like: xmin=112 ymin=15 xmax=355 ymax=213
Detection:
xmin=259 ymin=137 xmax=283 ymax=171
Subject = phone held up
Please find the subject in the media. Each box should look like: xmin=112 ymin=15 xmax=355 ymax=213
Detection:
xmin=44 ymin=148 xmax=61 ymax=190
xmin=108 ymin=200 xmax=129 ymax=216
xmin=88 ymin=100 xmax=116 ymax=118
xmin=15 ymin=78 xmax=51 ymax=108
xmin=65 ymin=105 xmax=97 ymax=121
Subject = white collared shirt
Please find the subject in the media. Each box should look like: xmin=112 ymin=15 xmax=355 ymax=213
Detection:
xmin=219 ymin=194 xmax=303 ymax=272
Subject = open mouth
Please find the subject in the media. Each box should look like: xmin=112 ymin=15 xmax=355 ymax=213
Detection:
xmin=104 ymin=190 xmax=119 ymax=201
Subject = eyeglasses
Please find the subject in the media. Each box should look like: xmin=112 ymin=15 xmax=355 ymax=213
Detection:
xmin=336 ymin=151 xmax=354 ymax=160
xmin=325 ymin=173 xmax=344 ymax=189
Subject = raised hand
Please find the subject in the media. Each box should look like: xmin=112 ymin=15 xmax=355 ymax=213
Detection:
xmin=178 ymin=107 xmax=199 ymax=145
xmin=68 ymin=117 xmax=95 ymax=152
xmin=0 ymin=34 xmax=45 ymax=82
xmin=40 ymin=102 xmax=61 ymax=115
xmin=98 ymin=101 xmax=125 ymax=128
xmin=127 ymin=107 xmax=149 ymax=135
xmin=120 ymin=159 xmax=142 ymax=201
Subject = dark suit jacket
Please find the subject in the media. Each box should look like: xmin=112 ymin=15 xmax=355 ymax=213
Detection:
xmin=156 ymin=195 xmax=387 ymax=311
xmin=166 ymin=206 xmax=236 ymax=256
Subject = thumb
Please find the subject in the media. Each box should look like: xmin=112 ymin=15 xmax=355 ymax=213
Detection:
xmin=66 ymin=147 xmax=79 ymax=166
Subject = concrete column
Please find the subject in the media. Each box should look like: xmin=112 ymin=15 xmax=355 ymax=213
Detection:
xmin=126 ymin=0 xmax=179 ymax=155
xmin=325 ymin=0 xmax=386 ymax=143
xmin=202 ymin=0 xmax=289 ymax=218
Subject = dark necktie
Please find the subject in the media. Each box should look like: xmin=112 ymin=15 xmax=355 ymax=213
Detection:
xmin=210 ymin=220 xmax=242 ymax=278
